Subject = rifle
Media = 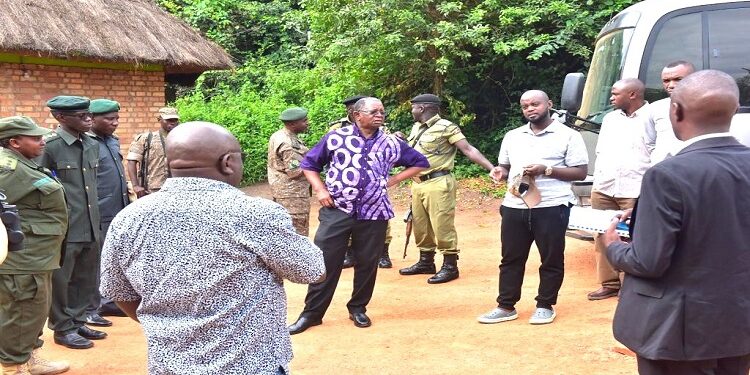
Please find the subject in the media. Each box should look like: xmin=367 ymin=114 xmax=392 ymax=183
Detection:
xmin=139 ymin=132 xmax=153 ymax=191
xmin=403 ymin=207 xmax=413 ymax=259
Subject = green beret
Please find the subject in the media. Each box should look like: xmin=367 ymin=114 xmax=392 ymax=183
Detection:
xmin=46 ymin=95 xmax=90 ymax=111
xmin=279 ymin=107 xmax=308 ymax=122
xmin=411 ymin=94 xmax=441 ymax=104
xmin=89 ymin=99 xmax=120 ymax=115
xmin=342 ymin=95 xmax=367 ymax=106
xmin=0 ymin=116 xmax=51 ymax=139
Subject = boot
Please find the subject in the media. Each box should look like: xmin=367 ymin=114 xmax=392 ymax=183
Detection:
xmin=342 ymin=248 xmax=355 ymax=269
xmin=1 ymin=362 xmax=31 ymax=375
xmin=378 ymin=243 xmax=392 ymax=268
xmin=399 ymin=251 xmax=436 ymax=275
xmin=28 ymin=349 xmax=69 ymax=375
xmin=427 ymin=254 xmax=459 ymax=284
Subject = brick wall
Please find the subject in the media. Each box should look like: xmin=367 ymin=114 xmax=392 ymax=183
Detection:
xmin=0 ymin=62 xmax=165 ymax=153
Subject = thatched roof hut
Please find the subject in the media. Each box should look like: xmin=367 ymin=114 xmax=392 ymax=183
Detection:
xmin=0 ymin=0 xmax=234 ymax=73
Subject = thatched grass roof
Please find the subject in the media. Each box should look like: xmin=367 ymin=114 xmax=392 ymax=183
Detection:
xmin=0 ymin=0 xmax=234 ymax=73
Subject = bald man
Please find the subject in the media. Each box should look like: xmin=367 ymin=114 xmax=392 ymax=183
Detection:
xmin=99 ymin=122 xmax=325 ymax=374
xmin=603 ymin=70 xmax=750 ymax=375
xmin=587 ymin=78 xmax=651 ymax=301
xmin=478 ymin=90 xmax=588 ymax=325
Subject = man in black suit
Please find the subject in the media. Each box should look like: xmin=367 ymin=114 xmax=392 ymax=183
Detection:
xmin=602 ymin=70 xmax=750 ymax=375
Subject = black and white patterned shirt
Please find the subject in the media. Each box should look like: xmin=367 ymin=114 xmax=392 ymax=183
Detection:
xmin=100 ymin=177 xmax=325 ymax=375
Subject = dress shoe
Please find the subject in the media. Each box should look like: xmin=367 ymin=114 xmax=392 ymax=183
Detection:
xmin=288 ymin=316 xmax=322 ymax=335
xmin=28 ymin=348 xmax=69 ymax=375
xmin=85 ymin=313 xmax=112 ymax=327
xmin=98 ymin=304 xmax=127 ymax=317
xmin=77 ymin=326 xmax=107 ymax=340
xmin=53 ymin=331 xmax=93 ymax=349
xmin=587 ymin=286 xmax=619 ymax=300
xmin=349 ymin=312 xmax=371 ymax=328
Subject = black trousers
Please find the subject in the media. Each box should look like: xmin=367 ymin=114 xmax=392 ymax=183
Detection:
xmin=637 ymin=353 xmax=750 ymax=375
xmin=302 ymin=207 xmax=387 ymax=319
xmin=496 ymin=205 xmax=570 ymax=310
xmin=49 ymin=240 xmax=99 ymax=332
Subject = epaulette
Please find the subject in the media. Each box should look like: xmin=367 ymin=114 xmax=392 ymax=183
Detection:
xmin=0 ymin=155 xmax=17 ymax=172
xmin=43 ymin=132 xmax=62 ymax=142
xmin=435 ymin=118 xmax=457 ymax=128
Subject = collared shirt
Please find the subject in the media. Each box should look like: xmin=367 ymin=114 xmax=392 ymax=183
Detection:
xmin=674 ymin=132 xmax=735 ymax=154
xmin=267 ymin=128 xmax=310 ymax=199
xmin=499 ymin=120 xmax=589 ymax=209
xmin=647 ymin=97 xmax=682 ymax=165
xmin=100 ymin=177 xmax=325 ymax=375
xmin=593 ymin=106 xmax=652 ymax=198
xmin=37 ymin=127 xmax=100 ymax=243
xmin=126 ymin=129 xmax=169 ymax=190
xmin=90 ymin=132 xmax=129 ymax=222
xmin=0 ymin=148 xmax=67 ymax=273
xmin=301 ymin=125 xmax=429 ymax=220
xmin=408 ymin=114 xmax=466 ymax=175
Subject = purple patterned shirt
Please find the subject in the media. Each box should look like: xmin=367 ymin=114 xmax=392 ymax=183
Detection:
xmin=301 ymin=125 xmax=429 ymax=220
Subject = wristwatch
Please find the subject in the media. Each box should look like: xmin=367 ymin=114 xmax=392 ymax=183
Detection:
xmin=544 ymin=166 xmax=553 ymax=176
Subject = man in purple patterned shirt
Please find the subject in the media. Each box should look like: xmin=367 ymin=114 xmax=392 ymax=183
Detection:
xmin=288 ymin=97 xmax=429 ymax=334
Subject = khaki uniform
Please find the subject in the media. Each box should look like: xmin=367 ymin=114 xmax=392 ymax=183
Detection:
xmin=408 ymin=114 xmax=465 ymax=255
xmin=0 ymin=148 xmax=67 ymax=365
xmin=127 ymin=129 xmax=170 ymax=191
xmin=267 ymin=128 xmax=311 ymax=236
xmin=37 ymin=127 xmax=101 ymax=333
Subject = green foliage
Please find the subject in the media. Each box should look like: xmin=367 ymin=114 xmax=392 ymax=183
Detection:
xmin=160 ymin=0 xmax=639 ymax=182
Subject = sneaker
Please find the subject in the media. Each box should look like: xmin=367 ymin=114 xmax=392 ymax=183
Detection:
xmin=28 ymin=349 xmax=69 ymax=375
xmin=529 ymin=307 xmax=556 ymax=325
xmin=477 ymin=307 xmax=518 ymax=324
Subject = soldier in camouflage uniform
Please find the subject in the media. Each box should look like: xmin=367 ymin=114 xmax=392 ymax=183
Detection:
xmin=267 ymin=107 xmax=312 ymax=236
xmin=0 ymin=116 xmax=70 ymax=374
xmin=38 ymin=96 xmax=108 ymax=349
xmin=126 ymin=107 xmax=179 ymax=198
xmin=329 ymin=96 xmax=396 ymax=269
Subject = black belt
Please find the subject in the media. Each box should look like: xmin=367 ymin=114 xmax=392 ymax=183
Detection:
xmin=418 ymin=170 xmax=451 ymax=182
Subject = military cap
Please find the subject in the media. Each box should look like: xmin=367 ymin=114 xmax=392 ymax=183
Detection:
xmin=46 ymin=95 xmax=90 ymax=111
xmin=342 ymin=95 xmax=367 ymax=106
xmin=410 ymin=94 xmax=441 ymax=104
xmin=89 ymin=99 xmax=121 ymax=115
xmin=158 ymin=107 xmax=180 ymax=120
xmin=0 ymin=116 xmax=51 ymax=139
xmin=279 ymin=107 xmax=308 ymax=122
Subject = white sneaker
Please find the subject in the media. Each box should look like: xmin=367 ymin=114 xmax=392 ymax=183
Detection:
xmin=27 ymin=349 xmax=69 ymax=375
xmin=528 ymin=307 xmax=556 ymax=325
xmin=477 ymin=307 xmax=518 ymax=324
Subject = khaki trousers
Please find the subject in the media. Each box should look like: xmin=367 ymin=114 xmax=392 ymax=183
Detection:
xmin=411 ymin=175 xmax=458 ymax=255
xmin=591 ymin=190 xmax=637 ymax=289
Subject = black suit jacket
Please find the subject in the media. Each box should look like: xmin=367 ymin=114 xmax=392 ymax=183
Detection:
xmin=606 ymin=136 xmax=750 ymax=361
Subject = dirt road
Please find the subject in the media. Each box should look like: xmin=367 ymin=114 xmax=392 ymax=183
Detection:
xmin=37 ymin=181 xmax=636 ymax=374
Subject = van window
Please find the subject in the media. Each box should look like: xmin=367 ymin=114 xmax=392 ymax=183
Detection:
xmin=642 ymin=12 xmax=702 ymax=103
xmin=707 ymin=8 xmax=750 ymax=107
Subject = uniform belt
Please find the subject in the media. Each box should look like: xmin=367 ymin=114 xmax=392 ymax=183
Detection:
xmin=418 ymin=170 xmax=451 ymax=182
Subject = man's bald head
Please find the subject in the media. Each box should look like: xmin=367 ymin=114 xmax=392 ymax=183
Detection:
xmin=670 ymin=70 xmax=739 ymax=140
xmin=520 ymin=90 xmax=550 ymax=102
xmin=166 ymin=121 xmax=244 ymax=186
xmin=614 ymin=78 xmax=645 ymax=98
xmin=610 ymin=78 xmax=645 ymax=114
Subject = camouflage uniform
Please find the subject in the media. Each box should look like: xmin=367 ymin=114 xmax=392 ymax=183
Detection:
xmin=126 ymin=129 xmax=170 ymax=191
xmin=267 ymin=128 xmax=311 ymax=236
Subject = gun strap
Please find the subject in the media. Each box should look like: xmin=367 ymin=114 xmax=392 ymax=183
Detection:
xmin=158 ymin=131 xmax=171 ymax=178
xmin=409 ymin=125 xmax=431 ymax=148
xmin=141 ymin=132 xmax=153 ymax=190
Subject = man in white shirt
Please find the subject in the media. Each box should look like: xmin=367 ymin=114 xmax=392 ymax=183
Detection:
xmin=587 ymin=78 xmax=650 ymax=301
xmin=647 ymin=61 xmax=696 ymax=164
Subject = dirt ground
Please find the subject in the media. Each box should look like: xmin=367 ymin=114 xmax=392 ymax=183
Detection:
xmin=37 ymin=180 xmax=637 ymax=374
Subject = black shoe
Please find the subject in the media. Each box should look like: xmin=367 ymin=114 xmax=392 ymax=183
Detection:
xmin=54 ymin=331 xmax=93 ymax=349
xmin=98 ymin=304 xmax=127 ymax=317
xmin=399 ymin=251 xmax=436 ymax=275
xmin=378 ymin=243 xmax=393 ymax=269
xmin=349 ymin=312 xmax=371 ymax=328
xmin=288 ymin=316 xmax=322 ymax=335
xmin=86 ymin=313 xmax=113 ymax=327
xmin=77 ymin=325 xmax=107 ymax=340
xmin=427 ymin=254 xmax=459 ymax=284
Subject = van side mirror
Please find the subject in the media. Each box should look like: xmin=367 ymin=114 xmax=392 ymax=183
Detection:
xmin=561 ymin=73 xmax=585 ymax=112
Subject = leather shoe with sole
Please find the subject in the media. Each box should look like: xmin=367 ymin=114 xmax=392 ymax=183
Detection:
xmin=288 ymin=316 xmax=322 ymax=335
xmin=349 ymin=312 xmax=371 ymax=328
xmin=77 ymin=325 xmax=107 ymax=340
xmin=86 ymin=313 xmax=113 ymax=327
xmin=53 ymin=331 xmax=93 ymax=349
xmin=587 ymin=286 xmax=619 ymax=300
